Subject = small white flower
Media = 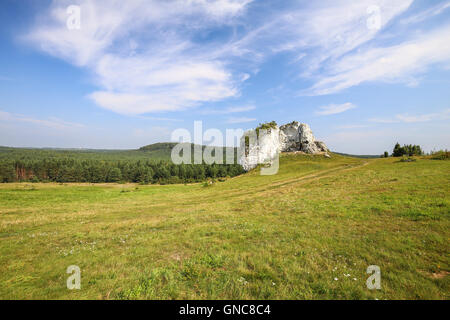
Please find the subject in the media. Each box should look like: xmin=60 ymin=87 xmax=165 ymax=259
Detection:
xmin=238 ymin=277 xmax=248 ymax=285
xmin=334 ymin=277 xmax=338 ymax=281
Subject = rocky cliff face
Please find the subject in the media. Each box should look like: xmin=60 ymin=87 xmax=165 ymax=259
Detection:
xmin=239 ymin=121 xmax=329 ymax=171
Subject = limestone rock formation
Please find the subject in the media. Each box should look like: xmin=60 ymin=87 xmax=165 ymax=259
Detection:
xmin=239 ymin=121 xmax=329 ymax=171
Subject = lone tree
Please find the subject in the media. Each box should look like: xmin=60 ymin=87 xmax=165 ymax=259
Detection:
xmin=384 ymin=151 xmax=389 ymax=158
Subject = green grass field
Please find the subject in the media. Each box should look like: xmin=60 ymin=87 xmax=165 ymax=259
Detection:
xmin=0 ymin=154 xmax=448 ymax=300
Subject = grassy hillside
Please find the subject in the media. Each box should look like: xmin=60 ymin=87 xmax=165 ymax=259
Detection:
xmin=0 ymin=154 xmax=448 ymax=299
xmin=333 ymin=152 xmax=382 ymax=159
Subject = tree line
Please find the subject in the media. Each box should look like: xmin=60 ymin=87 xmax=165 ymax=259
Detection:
xmin=0 ymin=159 xmax=245 ymax=184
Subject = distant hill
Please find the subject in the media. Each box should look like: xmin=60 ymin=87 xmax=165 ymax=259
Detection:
xmin=139 ymin=142 xmax=237 ymax=158
xmin=138 ymin=142 xmax=180 ymax=160
xmin=0 ymin=143 xmax=238 ymax=162
xmin=139 ymin=142 xmax=178 ymax=152
xmin=0 ymin=144 xmax=382 ymax=162
xmin=0 ymin=145 xmax=171 ymax=161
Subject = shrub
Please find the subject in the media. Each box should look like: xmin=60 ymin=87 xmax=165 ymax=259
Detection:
xmin=202 ymin=180 xmax=215 ymax=188
xmin=399 ymin=156 xmax=417 ymax=163
xmin=430 ymin=150 xmax=450 ymax=160
xmin=256 ymin=121 xmax=278 ymax=136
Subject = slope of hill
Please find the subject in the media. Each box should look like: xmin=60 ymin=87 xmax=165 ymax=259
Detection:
xmin=0 ymin=153 xmax=448 ymax=299
xmin=1 ymin=144 xmax=382 ymax=163
xmin=333 ymin=152 xmax=382 ymax=159
xmin=0 ymin=146 xmax=171 ymax=161
xmin=0 ymin=143 xmax=239 ymax=162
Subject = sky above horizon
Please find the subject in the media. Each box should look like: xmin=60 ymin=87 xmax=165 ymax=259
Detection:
xmin=0 ymin=0 xmax=449 ymax=154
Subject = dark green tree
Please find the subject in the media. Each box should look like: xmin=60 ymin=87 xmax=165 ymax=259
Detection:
xmin=107 ymin=167 xmax=122 ymax=182
xmin=0 ymin=162 xmax=16 ymax=182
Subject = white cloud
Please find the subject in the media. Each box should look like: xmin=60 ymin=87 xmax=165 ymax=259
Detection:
xmin=218 ymin=0 xmax=425 ymax=96
xmin=226 ymin=0 xmax=450 ymax=97
xmin=304 ymin=24 xmax=450 ymax=95
xmin=225 ymin=105 xmax=256 ymax=113
xmin=233 ymin=0 xmax=413 ymax=74
xmin=201 ymin=105 xmax=255 ymax=115
xmin=136 ymin=115 xmax=183 ymax=122
xmin=316 ymin=103 xmax=356 ymax=116
xmin=369 ymin=109 xmax=450 ymax=123
xmin=89 ymin=92 xmax=186 ymax=114
xmin=25 ymin=0 xmax=251 ymax=115
xmin=0 ymin=110 xmax=84 ymax=129
xmin=400 ymin=1 xmax=450 ymax=25
xmin=226 ymin=117 xmax=256 ymax=124
xmin=24 ymin=0 xmax=450 ymax=111
xmin=0 ymin=113 xmax=172 ymax=149
xmin=133 ymin=127 xmax=171 ymax=139
xmin=335 ymin=124 xmax=371 ymax=130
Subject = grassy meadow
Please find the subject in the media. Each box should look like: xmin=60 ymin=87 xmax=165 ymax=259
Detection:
xmin=0 ymin=154 xmax=448 ymax=300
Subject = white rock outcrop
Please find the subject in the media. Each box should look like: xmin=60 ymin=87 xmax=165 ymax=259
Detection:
xmin=239 ymin=121 xmax=329 ymax=171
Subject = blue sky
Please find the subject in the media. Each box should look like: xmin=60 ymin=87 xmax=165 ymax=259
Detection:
xmin=0 ymin=0 xmax=449 ymax=154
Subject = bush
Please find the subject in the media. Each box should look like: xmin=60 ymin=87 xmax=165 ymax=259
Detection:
xmin=256 ymin=121 xmax=278 ymax=136
xmin=430 ymin=150 xmax=450 ymax=160
xmin=202 ymin=180 xmax=214 ymax=188
xmin=399 ymin=156 xmax=417 ymax=163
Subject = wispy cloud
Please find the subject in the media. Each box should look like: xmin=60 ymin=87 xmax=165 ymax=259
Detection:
xmin=316 ymin=103 xmax=356 ymax=116
xmin=229 ymin=0 xmax=450 ymax=96
xmin=0 ymin=110 xmax=85 ymax=129
xmin=136 ymin=115 xmax=183 ymax=122
xmin=400 ymin=1 xmax=450 ymax=25
xmin=369 ymin=109 xmax=450 ymax=123
xmin=233 ymin=0 xmax=413 ymax=77
xmin=335 ymin=124 xmax=371 ymax=130
xmin=132 ymin=127 xmax=171 ymax=139
xmin=201 ymin=105 xmax=256 ymax=115
xmin=303 ymin=24 xmax=450 ymax=95
xmin=25 ymin=0 xmax=252 ymax=115
xmin=226 ymin=117 xmax=257 ymax=124
xmin=24 ymin=0 xmax=450 ymax=113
